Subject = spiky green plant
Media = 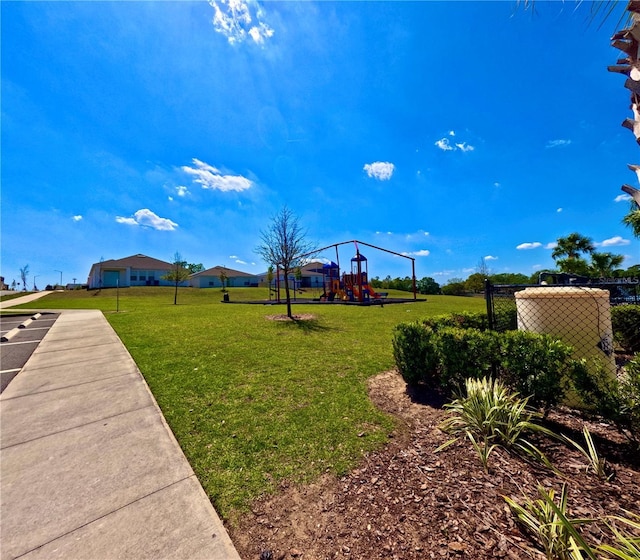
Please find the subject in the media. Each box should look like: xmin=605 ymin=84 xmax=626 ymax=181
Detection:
xmin=437 ymin=377 xmax=556 ymax=472
xmin=564 ymin=427 xmax=614 ymax=481
xmin=504 ymin=484 xmax=595 ymax=560
xmin=597 ymin=510 xmax=640 ymax=560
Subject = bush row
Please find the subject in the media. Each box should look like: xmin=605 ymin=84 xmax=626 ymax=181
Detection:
xmin=392 ymin=316 xmax=581 ymax=411
xmin=393 ymin=311 xmax=640 ymax=443
xmin=571 ymin=354 xmax=640 ymax=444
xmin=610 ymin=304 xmax=640 ymax=353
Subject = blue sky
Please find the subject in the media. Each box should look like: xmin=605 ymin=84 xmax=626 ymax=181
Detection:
xmin=2 ymin=1 xmax=640 ymax=289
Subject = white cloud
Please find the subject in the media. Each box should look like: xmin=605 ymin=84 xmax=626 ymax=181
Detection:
xmin=449 ymin=130 xmax=455 ymax=136
xmin=516 ymin=242 xmax=542 ymax=250
xmin=181 ymin=158 xmax=253 ymax=192
xmin=494 ymin=182 xmax=501 ymax=188
xmin=435 ymin=137 xmax=475 ymax=152
xmin=545 ymin=242 xmax=558 ymax=250
xmin=115 ymin=216 xmax=138 ymax=226
xmin=168 ymin=196 xmax=174 ymax=201
xmin=248 ymin=22 xmax=274 ymax=44
xmin=484 ymin=255 xmax=498 ymax=261
xmin=435 ymin=138 xmax=455 ymax=151
xmin=235 ymin=259 xmax=247 ymax=265
xmin=72 ymin=215 xmax=83 ymax=222
xmin=209 ymin=0 xmax=274 ymax=45
xmin=546 ymin=139 xmax=572 ymax=149
xmin=401 ymin=249 xmax=430 ymax=257
xmin=455 ymin=142 xmax=475 ymax=152
xmin=176 ymin=186 xmax=189 ymax=197
xmin=557 ymin=208 xmax=563 ymax=213
xmin=404 ymin=230 xmax=430 ymax=240
xmin=598 ymin=236 xmax=630 ymax=247
xmin=363 ymin=161 xmax=395 ymax=181
xmin=229 ymin=255 xmax=238 ymax=259
xmin=115 ymin=209 xmax=178 ymax=231
xmin=615 ymin=194 xmax=632 ymax=203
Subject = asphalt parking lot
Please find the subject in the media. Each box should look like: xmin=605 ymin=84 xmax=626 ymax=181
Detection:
xmin=0 ymin=312 xmax=59 ymax=392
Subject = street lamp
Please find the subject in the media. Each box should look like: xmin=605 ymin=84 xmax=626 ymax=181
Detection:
xmin=54 ymin=270 xmax=62 ymax=288
xmin=33 ymin=275 xmax=40 ymax=291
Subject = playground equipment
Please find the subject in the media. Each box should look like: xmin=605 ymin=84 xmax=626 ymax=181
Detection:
xmin=316 ymin=241 xmax=414 ymax=303
xmin=265 ymin=240 xmax=417 ymax=305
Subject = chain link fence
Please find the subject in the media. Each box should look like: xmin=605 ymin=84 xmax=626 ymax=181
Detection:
xmin=485 ymin=279 xmax=640 ymax=367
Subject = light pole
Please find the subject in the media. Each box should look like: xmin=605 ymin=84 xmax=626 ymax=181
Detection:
xmin=33 ymin=275 xmax=40 ymax=291
xmin=54 ymin=270 xmax=62 ymax=288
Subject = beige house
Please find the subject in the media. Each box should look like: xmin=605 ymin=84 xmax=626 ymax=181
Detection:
xmin=189 ymin=266 xmax=259 ymax=288
xmin=87 ymin=254 xmax=180 ymax=289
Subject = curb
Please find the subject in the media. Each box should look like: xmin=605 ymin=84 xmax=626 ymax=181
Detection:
xmin=1 ymin=328 xmax=21 ymax=342
xmin=1 ymin=313 xmax=42 ymax=342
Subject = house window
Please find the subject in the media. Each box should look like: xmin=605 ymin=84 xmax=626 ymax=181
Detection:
xmin=139 ymin=275 xmax=146 ymax=281
xmin=130 ymin=275 xmax=137 ymax=281
xmin=209 ymin=281 xmax=214 ymax=287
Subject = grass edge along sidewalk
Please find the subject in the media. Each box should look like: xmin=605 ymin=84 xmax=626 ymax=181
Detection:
xmin=14 ymin=287 xmax=485 ymax=520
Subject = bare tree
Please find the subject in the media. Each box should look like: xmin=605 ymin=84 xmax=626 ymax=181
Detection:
xmin=162 ymin=252 xmax=190 ymax=305
xmin=256 ymin=206 xmax=317 ymax=319
xmin=19 ymin=265 xmax=29 ymax=292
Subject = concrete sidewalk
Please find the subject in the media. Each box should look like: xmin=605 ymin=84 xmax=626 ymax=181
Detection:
xmin=0 ymin=291 xmax=54 ymax=310
xmin=0 ymin=308 xmax=241 ymax=560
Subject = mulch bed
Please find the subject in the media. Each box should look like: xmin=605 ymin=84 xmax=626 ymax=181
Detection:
xmin=229 ymin=370 xmax=640 ymax=560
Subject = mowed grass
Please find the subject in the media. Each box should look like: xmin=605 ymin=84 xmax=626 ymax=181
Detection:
xmin=16 ymin=287 xmax=485 ymax=519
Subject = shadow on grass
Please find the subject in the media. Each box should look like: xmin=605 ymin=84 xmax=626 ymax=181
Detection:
xmin=276 ymin=317 xmax=333 ymax=334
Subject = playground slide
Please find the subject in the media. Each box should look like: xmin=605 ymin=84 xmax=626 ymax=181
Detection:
xmin=353 ymin=283 xmax=381 ymax=300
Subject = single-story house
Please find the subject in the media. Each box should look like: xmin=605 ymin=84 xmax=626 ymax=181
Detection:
xmin=256 ymin=261 xmax=327 ymax=290
xmin=87 ymin=254 xmax=185 ymax=289
xmin=189 ymin=266 xmax=260 ymax=288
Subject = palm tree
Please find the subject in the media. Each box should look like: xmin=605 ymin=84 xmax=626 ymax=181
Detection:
xmin=622 ymin=207 xmax=640 ymax=239
xmin=590 ymin=251 xmax=625 ymax=277
xmin=551 ymin=233 xmax=595 ymax=275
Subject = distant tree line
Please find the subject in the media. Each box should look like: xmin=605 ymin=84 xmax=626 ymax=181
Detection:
xmin=370 ymin=232 xmax=639 ymax=297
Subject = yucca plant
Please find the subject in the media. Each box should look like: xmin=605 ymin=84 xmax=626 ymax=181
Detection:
xmin=437 ymin=377 xmax=557 ymax=472
xmin=564 ymin=427 xmax=614 ymax=481
xmin=504 ymin=484 xmax=595 ymax=560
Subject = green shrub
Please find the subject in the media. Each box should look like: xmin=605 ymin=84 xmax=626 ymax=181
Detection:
xmin=493 ymin=304 xmax=518 ymax=332
xmin=435 ymin=327 xmax=499 ymax=393
xmin=611 ymin=305 xmax=640 ymax=353
xmin=498 ymin=331 xmax=576 ymax=412
xmin=422 ymin=311 xmax=489 ymax=331
xmin=392 ymin=322 xmax=438 ymax=386
xmin=571 ymin=356 xmax=640 ymax=445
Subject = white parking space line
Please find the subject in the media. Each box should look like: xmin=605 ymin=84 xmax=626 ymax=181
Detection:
xmin=1 ymin=368 xmax=21 ymax=374
xmin=1 ymin=340 xmax=41 ymax=346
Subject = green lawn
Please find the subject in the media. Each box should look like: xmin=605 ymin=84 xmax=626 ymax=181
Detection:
xmin=13 ymin=287 xmax=485 ymax=519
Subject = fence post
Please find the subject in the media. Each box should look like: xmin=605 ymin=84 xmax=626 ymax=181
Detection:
xmin=484 ymin=278 xmax=494 ymax=331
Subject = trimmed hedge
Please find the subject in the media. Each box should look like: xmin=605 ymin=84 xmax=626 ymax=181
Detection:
xmin=392 ymin=313 xmax=580 ymax=410
xmin=498 ymin=330 xmax=575 ymax=410
xmin=435 ymin=327 xmax=499 ymax=393
xmin=571 ymin=355 xmax=640 ymax=444
xmin=391 ymin=323 xmax=438 ymax=386
xmin=611 ymin=305 xmax=640 ymax=353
